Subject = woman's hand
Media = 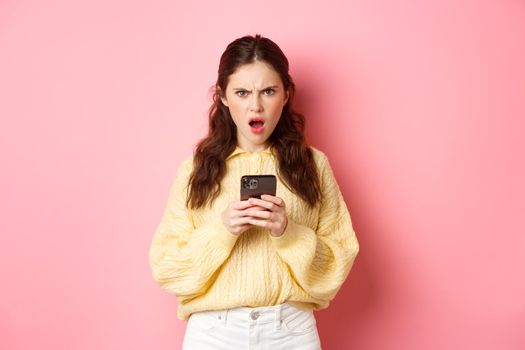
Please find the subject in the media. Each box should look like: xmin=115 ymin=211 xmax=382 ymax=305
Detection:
xmin=244 ymin=195 xmax=288 ymax=237
xmin=221 ymin=200 xmax=266 ymax=236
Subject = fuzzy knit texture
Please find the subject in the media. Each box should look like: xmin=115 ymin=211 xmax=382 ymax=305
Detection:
xmin=149 ymin=145 xmax=360 ymax=321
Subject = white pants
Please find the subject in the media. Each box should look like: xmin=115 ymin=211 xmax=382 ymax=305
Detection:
xmin=182 ymin=302 xmax=322 ymax=350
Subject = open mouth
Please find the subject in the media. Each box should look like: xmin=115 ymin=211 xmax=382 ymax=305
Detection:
xmin=248 ymin=118 xmax=265 ymax=134
xmin=249 ymin=118 xmax=265 ymax=128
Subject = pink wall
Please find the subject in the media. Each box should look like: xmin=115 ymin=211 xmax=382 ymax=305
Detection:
xmin=1 ymin=0 xmax=524 ymax=349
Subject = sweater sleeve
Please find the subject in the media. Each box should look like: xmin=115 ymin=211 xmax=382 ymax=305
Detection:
xmin=269 ymin=153 xmax=359 ymax=301
xmin=148 ymin=157 xmax=239 ymax=303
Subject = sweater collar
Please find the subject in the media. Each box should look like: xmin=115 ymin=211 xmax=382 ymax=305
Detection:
xmin=226 ymin=145 xmax=275 ymax=160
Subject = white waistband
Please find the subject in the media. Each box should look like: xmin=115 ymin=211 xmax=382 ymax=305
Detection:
xmin=191 ymin=302 xmax=313 ymax=330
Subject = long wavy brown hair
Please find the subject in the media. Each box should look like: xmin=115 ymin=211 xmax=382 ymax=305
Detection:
xmin=187 ymin=34 xmax=321 ymax=209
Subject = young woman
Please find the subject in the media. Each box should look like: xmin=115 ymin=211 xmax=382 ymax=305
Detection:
xmin=149 ymin=34 xmax=359 ymax=350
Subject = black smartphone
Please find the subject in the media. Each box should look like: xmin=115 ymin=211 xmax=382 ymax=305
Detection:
xmin=240 ymin=175 xmax=277 ymax=200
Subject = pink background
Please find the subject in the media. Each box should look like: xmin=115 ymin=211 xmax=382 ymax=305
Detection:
xmin=1 ymin=0 xmax=524 ymax=349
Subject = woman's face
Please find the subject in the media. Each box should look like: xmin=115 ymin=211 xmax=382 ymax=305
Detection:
xmin=221 ymin=60 xmax=289 ymax=152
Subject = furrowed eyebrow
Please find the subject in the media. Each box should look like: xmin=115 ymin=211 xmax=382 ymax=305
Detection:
xmin=232 ymin=85 xmax=279 ymax=91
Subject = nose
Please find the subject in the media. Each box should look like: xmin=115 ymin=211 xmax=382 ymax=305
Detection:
xmin=249 ymin=94 xmax=263 ymax=112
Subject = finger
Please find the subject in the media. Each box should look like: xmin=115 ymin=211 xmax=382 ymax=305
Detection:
xmin=247 ymin=217 xmax=271 ymax=229
xmin=246 ymin=209 xmax=272 ymax=220
xmin=260 ymin=195 xmax=285 ymax=207
xmin=231 ymin=200 xmax=257 ymax=210
xmin=243 ymin=204 xmax=267 ymax=210
xmin=247 ymin=197 xmax=276 ymax=211
xmin=231 ymin=217 xmax=255 ymax=227
xmin=230 ymin=206 xmax=267 ymax=220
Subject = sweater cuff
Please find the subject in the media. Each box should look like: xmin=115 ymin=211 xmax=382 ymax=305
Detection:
xmin=269 ymin=219 xmax=315 ymax=250
xmin=210 ymin=217 xmax=239 ymax=252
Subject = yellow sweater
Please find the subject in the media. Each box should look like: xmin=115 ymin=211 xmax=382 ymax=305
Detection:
xmin=149 ymin=146 xmax=359 ymax=321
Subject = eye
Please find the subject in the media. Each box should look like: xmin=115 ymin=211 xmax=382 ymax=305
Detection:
xmin=235 ymin=90 xmax=248 ymax=97
xmin=263 ymin=88 xmax=276 ymax=95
